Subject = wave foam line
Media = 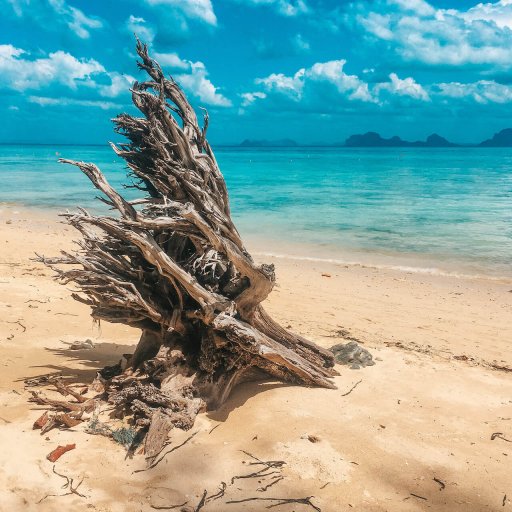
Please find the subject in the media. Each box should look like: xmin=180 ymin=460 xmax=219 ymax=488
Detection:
xmin=253 ymin=251 xmax=511 ymax=282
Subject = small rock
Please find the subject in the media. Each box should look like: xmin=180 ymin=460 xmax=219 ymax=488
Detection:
xmin=330 ymin=341 xmax=375 ymax=369
xmin=6 ymin=220 xmax=12 ymax=224
xmin=301 ymin=433 xmax=321 ymax=443
xmin=69 ymin=338 xmax=94 ymax=350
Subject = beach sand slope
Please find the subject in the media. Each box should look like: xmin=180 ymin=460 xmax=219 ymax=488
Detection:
xmin=1 ymin=206 xmax=511 ymax=512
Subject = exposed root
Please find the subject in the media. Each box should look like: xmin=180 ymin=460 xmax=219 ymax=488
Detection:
xmin=32 ymin=38 xmax=336 ymax=444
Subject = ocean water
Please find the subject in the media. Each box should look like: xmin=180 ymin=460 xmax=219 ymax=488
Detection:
xmin=0 ymin=144 xmax=511 ymax=278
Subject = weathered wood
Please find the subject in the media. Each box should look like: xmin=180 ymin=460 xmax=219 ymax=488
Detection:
xmin=38 ymin=39 xmax=336 ymax=449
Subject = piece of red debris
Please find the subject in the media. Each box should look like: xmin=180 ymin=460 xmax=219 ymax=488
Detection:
xmin=47 ymin=444 xmax=76 ymax=462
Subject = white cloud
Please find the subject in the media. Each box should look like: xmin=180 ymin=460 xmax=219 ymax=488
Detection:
xmin=0 ymin=44 xmax=135 ymax=108
xmin=126 ymin=15 xmax=155 ymax=44
xmin=153 ymin=52 xmax=190 ymax=69
xmin=390 ymin=0 xmax=435 ymax=16
xmin=256 ymin=59 xmax=375 ymax=103
xmin=435 ymin=80 xmax=512 ymax=104
xmin=98 ymin=73 xmax=135 ymax=98
xmin=351 ymin=0 xmax=512 ymax=68
xmin=375 ymin=73 xmax=430 ymax=101
xmin=243 ymin=57 xmax=510 ymax=119
xmin=29 ymin=96 xmax=122 ymax=110
xmin=461 ymin=0 xmax=512 ymax=29
xmin=244 ymin=55 xmax=512 ymax=120
xmin=0 ymin=45 xmax=105 ymax=91
xmin=144 ymin=0 xmax=217 ymax=25
xmin=145 ymin=50 xmax=231 ymax=107
xmin=48 ymin=0 xmax=103 ymax=39
xmin=5 ymin=0 xmax=103 ymax=38
xmin=231 ymin=0 xmax=308 ymax=17
xmin=240 ymin=91 xmax=267 ymax=106
xmin=257 ymin=70 xmax=304 ymax=99
xmin=176 ymin=61 xmax=231 ymax=107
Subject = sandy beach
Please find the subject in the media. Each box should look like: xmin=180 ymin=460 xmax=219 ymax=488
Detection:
xmin=1 ymin=204 xmax=511 ymax=512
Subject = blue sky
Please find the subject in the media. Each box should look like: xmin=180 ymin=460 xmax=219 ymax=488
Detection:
xmin=1 ymin=0 xmax=512 ymax=144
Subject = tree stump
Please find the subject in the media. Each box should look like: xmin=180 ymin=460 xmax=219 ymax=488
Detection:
xmin=39 ymin=40 xmax=336 ymax=455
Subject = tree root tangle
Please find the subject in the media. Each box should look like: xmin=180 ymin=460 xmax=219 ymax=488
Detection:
xmin=33 ymin=39 xmax=337 ymax=459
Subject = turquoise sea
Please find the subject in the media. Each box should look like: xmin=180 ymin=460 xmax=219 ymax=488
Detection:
xmin=1 ymin=144 xmax=511 ymax=278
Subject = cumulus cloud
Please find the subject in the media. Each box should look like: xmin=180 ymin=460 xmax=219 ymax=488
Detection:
xmin=0 ymin=42 xmax=235 ymax=117
xmin=0 ymin=45 xmax=105 ymax=91
xmin=28 ymin=96 xmax=122 ymax=110
xmin=145 ymin=50 xmax=231 ymax=107
xmin=230 ymin=0 xmax=308 ymax=17
xmin=0 ymin=44 xmax=134 ymax=106
xmin=349 ymin=0 xmax=512 ymax=69
xmin=434 ymin=80 xmax=512 ymax=104
xmin=175 ymin=61 xmax=231 ymax=107
xmin=461 ymin=0 xmax=512 ymax=29
xmin=241 ymin=58 xmax=512 ymax=117
xmin=144 ymin=0 xmax=217 ymax=26
xmin=153 ymin=51 xmax=190 ymax=69
xmin=375 ymin=73 xmax=430 ymax=101
xmin=255 ymin=59 xmax=376 ymax=105
xmin=5 ymin=0 xmax=103 ymax=38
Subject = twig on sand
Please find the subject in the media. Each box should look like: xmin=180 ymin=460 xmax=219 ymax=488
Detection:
xmin=150 ymin=501 xmax=189 ymax=510
xmin=6 ymin=320 xmax=26 ymax=332
xmin=491 ymin=432 xmax=511 ymax=443
xmin=194 ymin=490 xmax=208 ymax=511
xmin=37 ymin=465 xmax=87 ymax=503
xmin=258 ymin=477 xmax=284 ymax=492
xmin=226 ymin=496 xmax=321 ymax=511
xmin=207 ymin=482 xmax=227 ymax=502
xmin=208 ymin=423 xmax=220 ymax=434
xmin=433 ymin=477 xmax=446 ymax=491
xmin=134 ymin=431 xmax=198 ymax=473
xmin=503 ymin=494 xmax=507 ymax=507
xmin=341 ymin=379 xmax=362 ymax=397
xmin=231 ymin=451 xmax=286 ymax=485
xmin=410 ymin=493 xmax=428 ymax=501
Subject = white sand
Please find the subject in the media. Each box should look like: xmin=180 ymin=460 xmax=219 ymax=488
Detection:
xmin=1 ymin=205 xmax=511 ymax=511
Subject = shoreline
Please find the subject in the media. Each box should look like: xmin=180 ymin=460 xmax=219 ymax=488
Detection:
xmin=3 ymin=202 xmax=511 ymax=284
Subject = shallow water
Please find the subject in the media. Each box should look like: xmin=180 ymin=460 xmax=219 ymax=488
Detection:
xmin=1 ymin=144 xmax=511 ymax=278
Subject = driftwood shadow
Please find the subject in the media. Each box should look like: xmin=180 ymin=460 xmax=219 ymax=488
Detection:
xmin=208 ymin=380 xmax=288 ymax=422
xmin=18 ymin=342 xmax=136 ymax=384
xmin=24 ymin=342 xmax=291 ymax=423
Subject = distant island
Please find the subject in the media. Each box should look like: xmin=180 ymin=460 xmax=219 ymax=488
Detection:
xmin=479 ymin=128 xmax=512 ymax=147
xmin=344 ymin=132 xmax=456 ymax=148
xmin=237 ymin=128 xmax=512 ymax=147
xmin=345 ymin=128 xmax=512 ymax=147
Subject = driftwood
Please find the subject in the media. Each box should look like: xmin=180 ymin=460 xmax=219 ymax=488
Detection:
xmin=37 ymin=40 xmax=336 ymax=455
